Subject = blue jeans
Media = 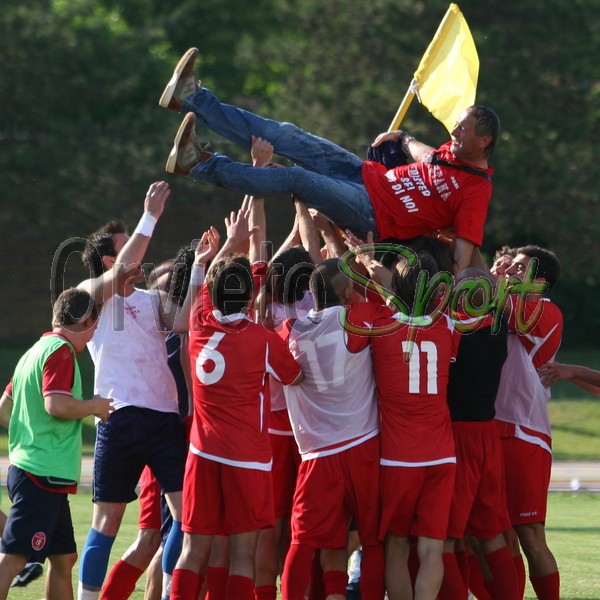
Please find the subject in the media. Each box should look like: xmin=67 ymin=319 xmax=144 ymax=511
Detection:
xmin=182 ymin=88 xmax=378 ymax=238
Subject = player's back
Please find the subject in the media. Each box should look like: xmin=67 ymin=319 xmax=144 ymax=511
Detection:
xmin=189 ymin=301 xmax=301 ymax=467
xmin=283 ymin=305 xmax=379 ymax=455
xmin=371 ymin=312 xmax=459 ymax=464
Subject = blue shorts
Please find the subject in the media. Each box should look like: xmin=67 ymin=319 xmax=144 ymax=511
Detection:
xmin=93 ymin=406 xmax=186 ymax=503
xmin=0 ymin=466 xmax=76 ymax=560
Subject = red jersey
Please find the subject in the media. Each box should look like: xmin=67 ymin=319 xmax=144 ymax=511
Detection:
xmin=368 ymin=312 xmax=461 ymax=464
xmin=188 ymin=284 xmax=301 ymax=469
xmin=362 ymin=142 xmax=493 ymax=245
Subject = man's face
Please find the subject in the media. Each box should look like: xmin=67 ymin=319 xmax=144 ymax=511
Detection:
xmin=101 ymin=233 xmax=130 ymax=272
xmin=491 ymin=254 xmax=513 ymax=278
xmin=505 ymin=253 xmax=531 ymax=282
xmin=450 ymin=111 xmax=489 ymax=163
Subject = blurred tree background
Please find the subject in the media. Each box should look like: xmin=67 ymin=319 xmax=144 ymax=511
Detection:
xmin=0 ymin=0 xmax=598 ymax=356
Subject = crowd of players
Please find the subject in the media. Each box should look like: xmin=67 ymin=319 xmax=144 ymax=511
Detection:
xmin=1 ymin=46 xmax=597 ymax=600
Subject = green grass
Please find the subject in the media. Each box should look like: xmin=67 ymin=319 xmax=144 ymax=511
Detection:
xmin=1 ymin=491 xmax=599 ymax=599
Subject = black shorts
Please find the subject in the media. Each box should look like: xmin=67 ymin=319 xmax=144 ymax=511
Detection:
xmin=0 ymin=466 xmax=76 ymax=560
xmin=93 ymin=406 xmax=186 ymax=503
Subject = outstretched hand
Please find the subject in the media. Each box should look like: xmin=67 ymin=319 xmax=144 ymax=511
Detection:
xmin=195 ymin=227 xmax=220 ymax=266
xmin=225 ymin=207 xmax=260 ymax=246
xmin=251 ymin=136 xmax=275 ymax=167
xmin=144 ymin=181 xmax=171 ymax=218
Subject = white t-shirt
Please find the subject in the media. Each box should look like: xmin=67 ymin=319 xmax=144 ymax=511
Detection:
xmin=88 ymin=288 xmax=178 ymax=413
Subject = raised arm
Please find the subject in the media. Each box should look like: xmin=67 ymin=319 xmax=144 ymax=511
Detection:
xmin=294 ymin=198 xmax=322 ymax=265
xmin=78 ymin=181 xmax=171 ymax=304
xmin=453 ymin=237 xmax=477 ymax=274
xmin=308 ymin=208 xmax=346 ymax=259
xmin=169 ymin=227 xmax=220 ymax=333
xmin=246 ymin=135 xmax=274 ymax=263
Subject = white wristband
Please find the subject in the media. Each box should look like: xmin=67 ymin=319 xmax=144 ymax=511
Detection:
xmin=190 ymin=264 xmax=205 ymax=286
xmin=134 ymin=212 xmax=158 ymax=237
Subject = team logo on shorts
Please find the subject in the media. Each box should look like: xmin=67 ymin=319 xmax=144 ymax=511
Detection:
xmin=32 ymin=532 xmax=46 ymax=551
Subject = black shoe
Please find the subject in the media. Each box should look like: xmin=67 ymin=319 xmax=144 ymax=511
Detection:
xmin=11 ymin=562 xmax=43 ymax=587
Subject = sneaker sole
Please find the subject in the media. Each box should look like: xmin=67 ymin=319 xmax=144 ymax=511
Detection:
xmin=165 ymin=113 xmax=196 ymax=173
xmin=159 ymin=47 xmax=199 ymax=109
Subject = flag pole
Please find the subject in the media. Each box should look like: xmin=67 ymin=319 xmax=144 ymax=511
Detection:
xmin=388 ymin=81 xmax=417 ymax=132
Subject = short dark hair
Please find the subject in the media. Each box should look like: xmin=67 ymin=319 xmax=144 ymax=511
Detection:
xmin=309 ymin=259 xmax=349 ymax=311
xmin=517 ymin=245 xmax=561 ymax=291
xmin=403 ymin=237 xmax=456 ymax=274
xmin=267 ymin=247 xmax=314 ymax=305
xmin=392 ymin=253 xmax=440 ymax=314
xmin=206 ymin=254 xmax=253 ymax=315
xmin=82 ymin=220 xmax=128 ymax=277
xmin=52 ymin=288 xmax=98 ymax=328
xmin=467 ymin=105 xmax=501 ymax=159
xmin=493 ymin=245 xmax=516 ymax=261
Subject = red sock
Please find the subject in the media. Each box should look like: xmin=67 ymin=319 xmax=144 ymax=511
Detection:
xmin=439 ymin=553 xmax=468 ymax=600
xmin=206 ymin=566 xmax=229 ymax=599
xmin=530 ymin=571 xmax=560 ymax=600
xmin=360 ymin=543 xmax=385 ymax=600
xmin=513 ymin=553 xmax=526 ymax=598
xmin=456 ymin=548 xmax=469 ymax=586
xmin=466 ymin=553 xmax=491 ymax=600
xmin=281 ymin=542 xmax=315 ymax=600
xmin=227 ymin=575 xmax=254 ymax=600
xmin=100 ymin=559 xmax=143 ymax=600
xmin=323 ymin=570 xmax=348 ymax=597
xmin=171 ymin=569 xmax=203 ymax=600
xmin=254 ymin=584 xmax=277 ymax=600
xmin=483 ymin=547 xmax=519 ymax=600
xmin=309 ymin=549 xmax=325 ymax=600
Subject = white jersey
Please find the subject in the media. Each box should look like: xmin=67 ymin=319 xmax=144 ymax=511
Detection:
xmin=283 ymin=306 xmax=379 ymax=459
xmin=88 ymin=288 xmax=178 ymax=413
xmin=495 ymin=334 xmax=552 ymax=440
xmin=267 ymin=293 xmax=314 ymax=417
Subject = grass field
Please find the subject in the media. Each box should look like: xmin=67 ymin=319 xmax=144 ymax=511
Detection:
xmin=1 ymin=491 xmax=598 ymax=599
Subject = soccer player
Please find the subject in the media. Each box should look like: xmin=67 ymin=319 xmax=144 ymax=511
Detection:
xmin=170 ymin=209 xmax=303 ymax=600
xmin=358 ymin=249 xmax=460 ymax=600
xmin=159 ymin=47 xmax=499 ymax=272
xmin=76 ymin=182 xmax=191 ymax=600
xmin=280 ymin=259 xmax=387 ymax=600
xmin=495 ymin=245 xmax=563 ymax=600
xmin=0 ymin=289 xmax=113 ymax=600
xmin=439 ymin=268 xmax=519 ymax=600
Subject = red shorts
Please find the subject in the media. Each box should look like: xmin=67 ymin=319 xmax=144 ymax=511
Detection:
xmin=447 ymin=421 xmax=511 ymax=539
xmin=379 ymin=462 xmax=455 ymax=541
xmin=291 ymin=435 xmax=380 ymax=549
xmin=138 ymin=465 xmax=162 ymax=530
xmin=270 ymin=429 xmax=301 ymax=518
xmin=182 ymin=452 xmax=275 ymax=535
xmin=500 ymin=433 xmax=552 ymax=525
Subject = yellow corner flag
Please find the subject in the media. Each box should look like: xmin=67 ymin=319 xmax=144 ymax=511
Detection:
xmin=389 ymin=4 xmax=479 ymax=134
